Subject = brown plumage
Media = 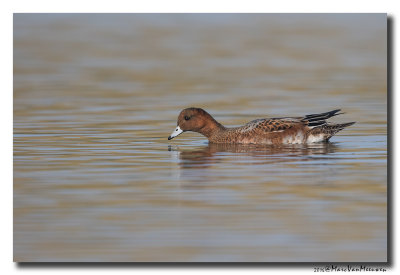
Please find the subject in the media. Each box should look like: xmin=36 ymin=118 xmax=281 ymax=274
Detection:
xmin=168 ymin=107 xmax=355 ymax=145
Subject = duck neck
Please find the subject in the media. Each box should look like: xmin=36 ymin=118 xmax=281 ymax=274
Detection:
xmin=198 ymin=116 xmax=225 ymax=139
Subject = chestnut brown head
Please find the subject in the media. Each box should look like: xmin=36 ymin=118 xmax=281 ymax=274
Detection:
xmin=168 ymin=108 xmax=213 ymax=140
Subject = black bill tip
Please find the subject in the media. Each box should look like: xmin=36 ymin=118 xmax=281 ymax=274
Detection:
xmin=168 ymin=136 xmax=172 ymax=140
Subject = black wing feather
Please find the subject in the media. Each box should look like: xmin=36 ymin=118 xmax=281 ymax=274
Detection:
xmin=302 ymin=109 xmax=343 ymax=127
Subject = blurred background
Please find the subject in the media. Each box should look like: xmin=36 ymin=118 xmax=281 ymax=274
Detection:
xmin=14 ymin=14 xmax=386 ymax=262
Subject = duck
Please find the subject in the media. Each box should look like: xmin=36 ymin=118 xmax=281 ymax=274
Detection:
xmin=168 ymin=107 xmax=355 ymax=145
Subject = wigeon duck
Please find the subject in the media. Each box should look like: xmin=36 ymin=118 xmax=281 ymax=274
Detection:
xmin=168 ymin=108 xmax=355 ymax=145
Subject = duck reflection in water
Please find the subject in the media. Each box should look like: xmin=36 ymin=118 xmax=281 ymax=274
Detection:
xmin=168 ymin=142 xmax=339 ymax=170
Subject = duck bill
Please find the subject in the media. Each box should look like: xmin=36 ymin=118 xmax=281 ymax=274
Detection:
xmin=168 ymin=126 xmax=183 ymax=140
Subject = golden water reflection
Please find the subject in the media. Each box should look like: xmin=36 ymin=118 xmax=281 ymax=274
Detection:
xmin=172 ymin=142 xmax=339 ymax=169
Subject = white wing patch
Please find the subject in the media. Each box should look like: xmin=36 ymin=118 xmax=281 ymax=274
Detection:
xmin=306 ymin=134 xmax=325 ymax=143
xmin=283 ymin=132 xmax=305 ymax=144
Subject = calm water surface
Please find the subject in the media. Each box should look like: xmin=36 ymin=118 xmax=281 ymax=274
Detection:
xmin=14 ymin=14 xmax=387 ymax=262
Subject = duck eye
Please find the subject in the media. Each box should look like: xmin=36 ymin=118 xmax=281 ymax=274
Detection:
xmin=184 ymin=116 xmax=190 ymax=121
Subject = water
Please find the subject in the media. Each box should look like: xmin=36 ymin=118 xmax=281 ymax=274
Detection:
xmin=13 ymin=14 xmax=387 ymax=262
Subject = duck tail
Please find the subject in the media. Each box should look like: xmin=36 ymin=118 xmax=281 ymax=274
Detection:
xmin=309 ymin=121 xmax=356 ymax=141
